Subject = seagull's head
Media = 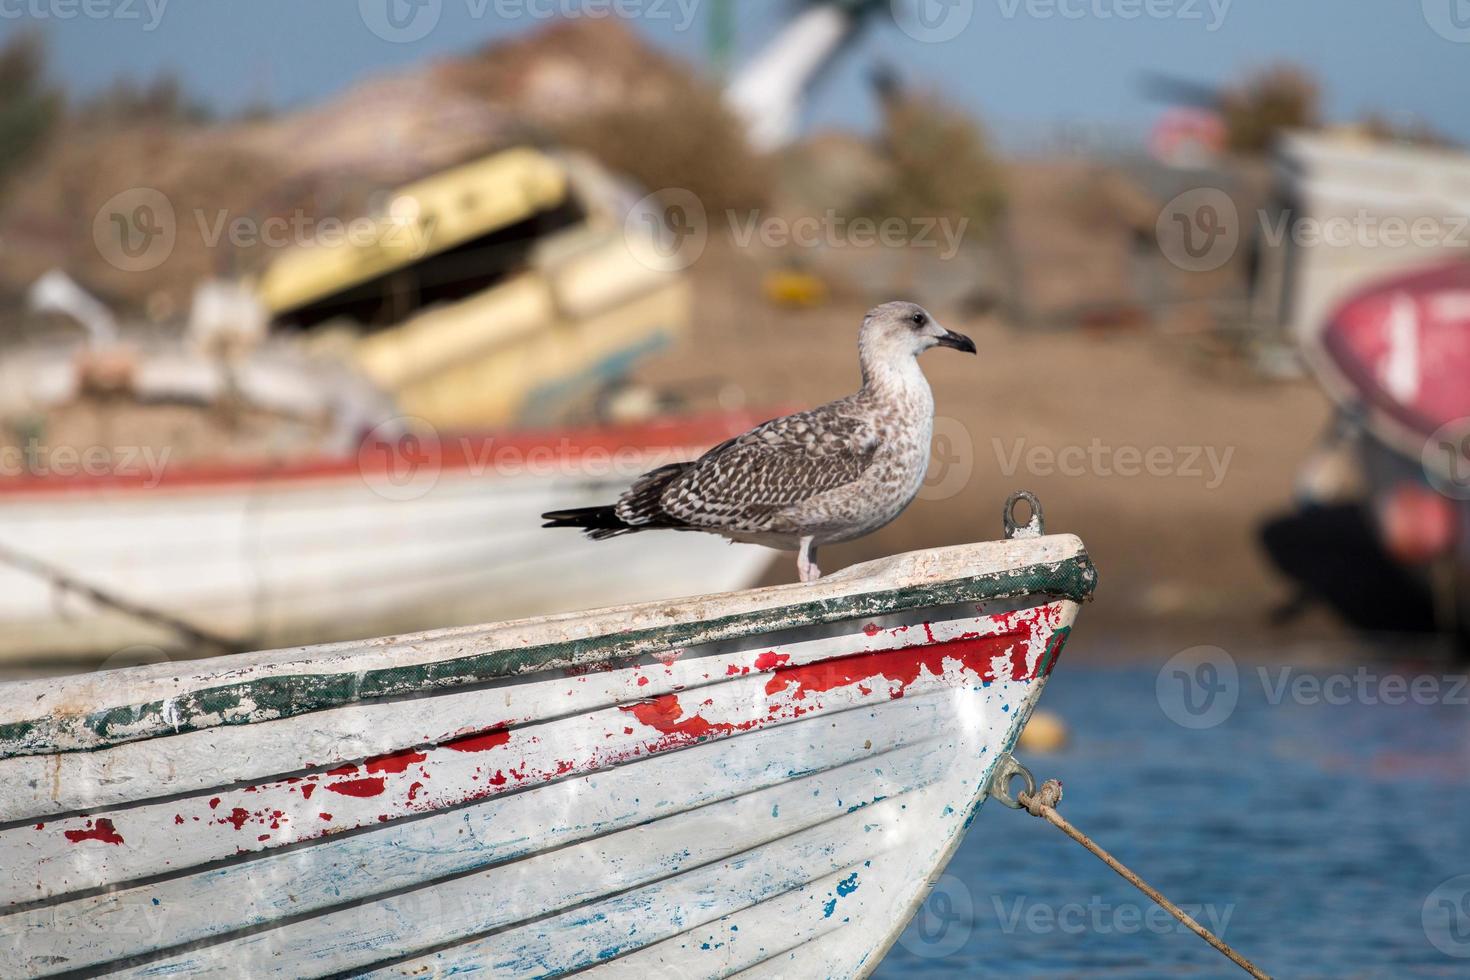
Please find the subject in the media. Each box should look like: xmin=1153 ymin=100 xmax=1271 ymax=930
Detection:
xmin=861 ymin=301 xmax=976 ymax=362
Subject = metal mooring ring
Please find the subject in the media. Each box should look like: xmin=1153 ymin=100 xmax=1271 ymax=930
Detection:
xmin=988 ymin=752 xmax=1036 ymax=810
xmin=1003 ymin=491 xmax=1045 ymax=539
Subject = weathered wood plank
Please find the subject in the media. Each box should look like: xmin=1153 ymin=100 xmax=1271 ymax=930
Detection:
xmin=585 ymin=869 xmax=850 ymax=980
xmin=3 ymin=699 xmax=947 ymax=977
xmin=0 ymin=598 xmax=1056 ymax=821
xmin=2 ymin=609 xmax=1051 ymax=904
xmin=354 ymin=795 xmax=916 ymax=979
xmin=106 ymin=729 xmax=945 ymax=978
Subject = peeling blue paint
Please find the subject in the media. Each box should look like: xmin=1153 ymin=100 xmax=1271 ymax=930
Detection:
xmin=822 ymin=871 xmax=861 ymax=919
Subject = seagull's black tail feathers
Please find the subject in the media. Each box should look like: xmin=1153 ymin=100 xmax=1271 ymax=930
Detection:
xmin=541 ymin=462 xmax=692 ymax=540
xmin=540 ymin=506 xmax=634 ymax=541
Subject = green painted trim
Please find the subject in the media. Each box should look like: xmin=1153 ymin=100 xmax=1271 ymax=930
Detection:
xmin=0 ymin=553 xmax=1096 ymax=760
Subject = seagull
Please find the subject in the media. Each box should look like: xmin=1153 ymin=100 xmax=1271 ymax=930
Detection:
xmin=542 ymin=301 xmax=976 ymax=582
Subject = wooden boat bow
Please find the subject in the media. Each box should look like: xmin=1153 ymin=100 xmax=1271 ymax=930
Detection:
xmin=0 ymin=500 xmax=1095 ymax=979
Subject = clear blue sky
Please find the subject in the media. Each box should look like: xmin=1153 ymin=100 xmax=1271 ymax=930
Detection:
xmin=9 ymin=1 xmax=1469 ymax=149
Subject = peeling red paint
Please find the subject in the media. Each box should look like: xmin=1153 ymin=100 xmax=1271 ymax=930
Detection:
xmin=65 ymin=818 xmax=124 ymax=845
xmin=764 ymin=629 xmax=1028 ymax=702
xmin=325 ymin=777 xmax=386 ymax=798
xmin=300 ymin=783 xmax=315 ymax=800
xmin=225 ymin=808 xmax=250 ymax=831
xmin=208 ymin=797 xmax=221 ymax=809
xmin=863 ymin=623 xmax=881 ymax=637
xmin=365 ymin=748 xmax=427 ymax=775
xmin=637 ymin=675 xmax=650 ymax=686
xmin=1008 ymin=639 xmax=1031 ymax=679
xmin=319 ymin=812 xmax=333 ymax=821
xmin=754 ymin=652 xmax=790 ymax=671
xmin=621 ymin=694 xmax=750 ymax=743
xmin=443 ymin=729 xmax=511 ymax=753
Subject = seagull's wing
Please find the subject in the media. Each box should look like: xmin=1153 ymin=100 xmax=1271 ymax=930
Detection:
xmin=635 ymin=408 xmax=879 ymax=534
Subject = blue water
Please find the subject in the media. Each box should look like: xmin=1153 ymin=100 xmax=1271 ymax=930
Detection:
xmin=876 ymin=661 xmax=1470 ymax=978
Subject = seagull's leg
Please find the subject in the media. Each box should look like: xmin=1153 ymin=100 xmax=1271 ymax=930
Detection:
xmin=797 ymin=536 xmax=821 ymax=583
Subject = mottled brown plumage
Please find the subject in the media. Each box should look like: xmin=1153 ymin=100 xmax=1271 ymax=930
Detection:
xmin=543 ymin=301 xmax=976 ymax=581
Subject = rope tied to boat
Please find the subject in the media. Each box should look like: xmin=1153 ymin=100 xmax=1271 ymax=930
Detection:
xmin=990 ymin=753 xmax=1271 ymax=980
xmin=1019 ymin=776 xmax=1062 ymax=817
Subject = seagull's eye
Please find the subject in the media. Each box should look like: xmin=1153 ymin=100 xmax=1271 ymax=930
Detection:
xmin=910 ymin=313 xmax=926 ymax=327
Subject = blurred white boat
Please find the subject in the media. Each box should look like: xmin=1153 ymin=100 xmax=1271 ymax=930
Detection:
xmin=0 ymin=413 xmax=774 ymax=662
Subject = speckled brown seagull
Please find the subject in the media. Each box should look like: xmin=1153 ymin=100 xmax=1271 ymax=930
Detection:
xmin=542 ymin=301 xmax=976 ymax=582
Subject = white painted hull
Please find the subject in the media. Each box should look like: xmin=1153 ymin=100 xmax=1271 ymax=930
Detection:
xmin=0 ymin=532 xmax=1095 ymax=977
xmin=0 ymin=422 xmax=774 ymax=662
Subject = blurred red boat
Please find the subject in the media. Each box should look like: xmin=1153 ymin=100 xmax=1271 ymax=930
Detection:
xmin=1305 ymin=261 xmax=1470 ymax=636
xmin=1318 ymin=262 xmax=1470 ymax=446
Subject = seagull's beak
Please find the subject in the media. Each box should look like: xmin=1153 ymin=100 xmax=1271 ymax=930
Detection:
xmin=934 ymin=328 xmax=977 ymax=355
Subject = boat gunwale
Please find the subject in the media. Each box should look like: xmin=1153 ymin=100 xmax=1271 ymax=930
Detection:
xmin=0 ymin=550 xmax=1096 ymax=761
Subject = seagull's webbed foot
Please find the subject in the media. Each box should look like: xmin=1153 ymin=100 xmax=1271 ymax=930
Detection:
xmin=797 ymin=536 xmax=821 ymax=583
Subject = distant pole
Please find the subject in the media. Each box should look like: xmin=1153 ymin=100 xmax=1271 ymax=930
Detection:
xmin=709 ymin=0 xmax=734 ymax=80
